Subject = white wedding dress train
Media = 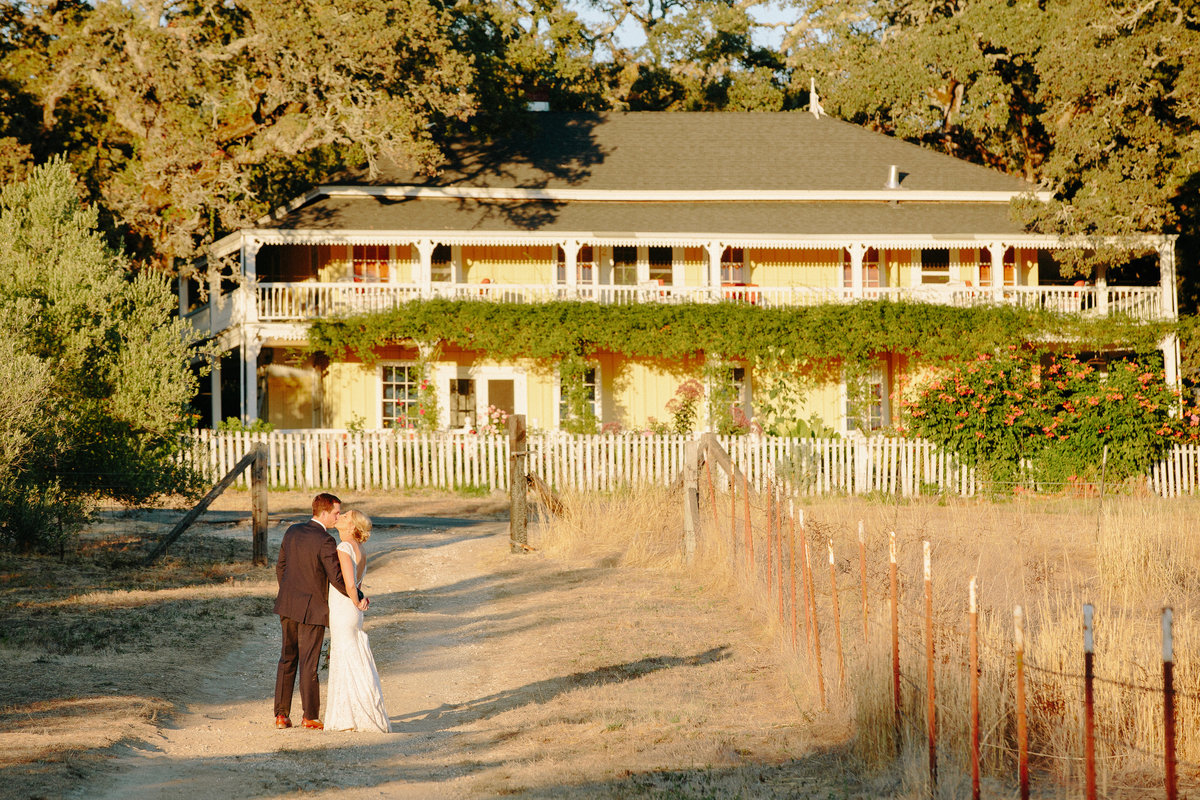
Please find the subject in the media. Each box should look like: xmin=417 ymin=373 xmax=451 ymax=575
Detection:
xmin=324 ymin=541 xmax=390 ymax=732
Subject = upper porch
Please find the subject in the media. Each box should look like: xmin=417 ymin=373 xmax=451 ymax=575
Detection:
xmin=185 ymin=236 xmax=1178 ymax=331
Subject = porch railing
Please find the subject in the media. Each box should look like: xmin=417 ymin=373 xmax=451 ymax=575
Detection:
xmin=251 ymin=282 xmax=1164 ymax=321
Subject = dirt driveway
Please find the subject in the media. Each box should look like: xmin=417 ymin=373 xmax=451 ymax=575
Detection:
xmin=71 ymin=494 xmax=862 ymax=799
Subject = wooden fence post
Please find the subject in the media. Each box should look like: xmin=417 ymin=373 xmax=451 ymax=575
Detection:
xmin=509 ymin=414 xmax=528 ymax=553
xmin=683 ymin=440 xmax=700 ymax=562
xmin=1015 ymin=605 xmax=1029 ymax=800
xmin=970 ymin=577 xmax=980 ymax=800
xmin=1083 ymin=603 xmax=1096 ymax=800
xmin=252 ymin=442 xmax=268 ymax=566
xmin=1163 ymin=606 xmax=1177 ymax=800
xmin=924 ymin=541 xmax=937 ymax=798
xmin=890 ymin=531 xmax=901 ymax=754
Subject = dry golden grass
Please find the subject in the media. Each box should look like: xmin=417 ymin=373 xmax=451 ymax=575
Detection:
xmin=534 ymin=487 xmax=1200 ymax=799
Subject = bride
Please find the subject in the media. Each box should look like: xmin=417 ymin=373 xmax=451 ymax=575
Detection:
xmin=324 ymin=509 xmax=391 ymax=732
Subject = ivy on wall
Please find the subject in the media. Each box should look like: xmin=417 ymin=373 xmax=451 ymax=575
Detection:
xmin=307 ymin=298 xmax=1168 ymax=370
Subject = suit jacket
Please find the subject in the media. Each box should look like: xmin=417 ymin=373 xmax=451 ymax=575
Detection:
xmin=273 ymin=520 xmax=353 ymax=627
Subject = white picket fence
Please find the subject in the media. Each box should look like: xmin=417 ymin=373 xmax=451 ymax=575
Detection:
xmin=185 ymin=430 xmax=1200 ymax=497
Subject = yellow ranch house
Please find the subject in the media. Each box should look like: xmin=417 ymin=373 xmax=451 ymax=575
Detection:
xmin=185 ymin=112 xmax=1179 ymax=434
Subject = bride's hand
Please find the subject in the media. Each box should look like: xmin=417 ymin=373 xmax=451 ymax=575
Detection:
xmin=357 ymin=596 xmax=370 ymax=611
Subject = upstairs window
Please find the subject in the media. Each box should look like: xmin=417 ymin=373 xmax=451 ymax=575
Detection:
xmin=613 ymin=246 xmax=637 ymax=286
xmin=648 ymin=246 xmax=672 ymax=285
xmin=920 ymin=249 xmax=950 ymax=284
xmin=842 ymin=248 xmax=881 ymax=288
xmin=431 ymin=244 xmax=452 ymax=282
xmin=979 ymin=247 xmax=1017 ymax=286
xmin=721 ymin=247 xmax=745 ymax=283
xmin=353 ymin=245 xmax=389 ymax=282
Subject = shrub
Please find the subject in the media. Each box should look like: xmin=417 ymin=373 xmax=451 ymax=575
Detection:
xmin=907 ymin=347 xmax=1180 ymax=485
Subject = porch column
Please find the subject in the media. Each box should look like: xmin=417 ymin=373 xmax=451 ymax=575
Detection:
xmin=671 ymin=246 xmax=685 ymax=288
xmin=241 ymin=236 xmax=262 ymax=325
xmin=1095 ymin=263 xmax=1108 ymax=316
xmin=242 ymin=333 xmax=262 ymax=424
xmin=210 ymin=356 xmax=222 ymax=427
xmin=177 ymin=271 xmax=189 ymax=317
xmin=848 ymin=243 xmax=865 ymax=299
xmin=563 ymin=239 xmax=579 ymax=296
xmin=986 ymin=242 xmax=1005 ymax=300
xmin=1160 ymin=237 xmax=1178 ymax=321
xmin=415 ymin=239 xmax=436 ymax=297
xmin=636 ymin=246 xmax=650 ymax=285
xmin=705 ymin=241 xmax=723 ymax=300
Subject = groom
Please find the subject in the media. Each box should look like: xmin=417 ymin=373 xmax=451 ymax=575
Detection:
xmin=273 ymin=492 xmax=368 ymax=730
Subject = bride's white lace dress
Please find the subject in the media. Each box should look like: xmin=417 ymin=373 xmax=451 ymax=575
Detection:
xmin=324 ymin=541 xmax=390 ymax=732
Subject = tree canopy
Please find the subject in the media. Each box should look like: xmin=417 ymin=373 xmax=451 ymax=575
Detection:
xmin=0 ymin=159 xmax=205 ymax=550
xmin=1 ymin=0 xmax=1195 ymax=286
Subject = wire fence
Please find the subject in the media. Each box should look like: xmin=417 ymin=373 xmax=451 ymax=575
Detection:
xmin=692 ymin=442 xmax=1197 ymax=799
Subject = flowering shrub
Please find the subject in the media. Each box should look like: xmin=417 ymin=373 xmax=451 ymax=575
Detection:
xmin=665 ymin=379 xmax=704 ymax=436
xmin=908 ymin=347 xmax=1182 ymax=485
xmin=482 ymin=404 xmax=509 ymax=435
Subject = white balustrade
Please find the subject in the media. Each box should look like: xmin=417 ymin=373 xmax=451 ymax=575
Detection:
xmin=250 ymin=281 xmax=1167 ymax=321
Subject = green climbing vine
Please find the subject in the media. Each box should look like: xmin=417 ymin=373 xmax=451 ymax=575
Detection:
xmin=308 ymin=298 xmax=1167 ymax=368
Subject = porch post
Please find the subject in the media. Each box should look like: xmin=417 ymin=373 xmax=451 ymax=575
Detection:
xmin=1160 ymin=237 xmax=1178 ymax=321
xmin=706 ymin=241 xmax=723 ymax=300
xmin=241 ymin=235 xmax=262 ymax=325
xmin=210 ymin=355 xmax=222 ymax=427
xmin=1095 ymin=263 xmax=1108 ymax=316
xmin=177 ymin=271 xmax=189 ymax=316
xmin=242 ymin=333 xmax=262 ymax=424
xmin=564 ymin=239 xmax=578 ymax=296
xmin=416 ymin=239 xmax=436 ymax=297
xmin=987 ymin=242 xmax=1005 ymax=300
xmin=848 ymin=243 xmax=865 ymax=299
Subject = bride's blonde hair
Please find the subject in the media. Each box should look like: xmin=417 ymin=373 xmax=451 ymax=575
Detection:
xmin=341 ymin=509 xmax=372 ymax=542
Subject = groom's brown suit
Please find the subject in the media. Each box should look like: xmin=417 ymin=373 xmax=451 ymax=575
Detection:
xmin=273 ymin=519 xmax=354 ymax=722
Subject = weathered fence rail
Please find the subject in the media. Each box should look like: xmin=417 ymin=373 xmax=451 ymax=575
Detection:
xmin=185 ymin=430 xmax=1200 ymax=497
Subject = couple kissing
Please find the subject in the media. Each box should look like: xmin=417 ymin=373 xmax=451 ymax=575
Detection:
xmin=272 ymin=492 xmax=390 ymax=732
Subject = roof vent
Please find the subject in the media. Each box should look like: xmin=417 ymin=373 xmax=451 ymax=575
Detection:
xmin=884 ymin=165 xmax=902 ymax=189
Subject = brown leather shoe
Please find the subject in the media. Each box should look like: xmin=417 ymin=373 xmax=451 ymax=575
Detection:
xmin=275 ymin=715 xmax=292 ymax=729
xmin=301 ymin=718 xmax=323 ymax=730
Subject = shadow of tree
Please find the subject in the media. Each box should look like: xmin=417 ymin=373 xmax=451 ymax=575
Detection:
xmin=393 ymin=645 xmax=731 ymax=733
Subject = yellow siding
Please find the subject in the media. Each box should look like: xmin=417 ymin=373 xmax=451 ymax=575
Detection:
xmin=323 ymin=361 xmax=376 ymax=428
xmin=747 ymin=248 xmax=842 ymax=289
xmin=463 ymin=244 xmax=556 ymax=284
xmin=885 ymin=248 xmax=914 ymax=288
xmin=525 ymin=365 xmax=557 ymax=432
xmin=682 ymin=247 xmax=705 ymax=286
xmin=265 ymin=361 xmax=315 ymax=429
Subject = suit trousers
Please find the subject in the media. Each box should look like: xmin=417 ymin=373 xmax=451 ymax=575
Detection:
xmin=274 ymin=615 xmax=326 ymax=720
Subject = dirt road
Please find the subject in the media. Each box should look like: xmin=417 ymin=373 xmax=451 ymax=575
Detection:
xmin=84 ymin=507 xmax=857 ymax=799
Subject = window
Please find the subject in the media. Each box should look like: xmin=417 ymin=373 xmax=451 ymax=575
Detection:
xmin=381 ymin=365 xmax=421 ymax=428
xmin=845 ymin=364 xmax=887 ymax=434
xmin=648 ymin=246 xmax=672 ymax=284
xmin=721 ymin=247 xmax=745 ymax=283
xmin=979 ymin=247 xmax=1017 ymax=286
xmin=352 ymin=245 xmax=389 ymax=282
xmin=558 ymin=367 xmax=599 ymax=428
xmin=431 ymin=244 xmax=452 ymax=282
xmin=920 ymin=248 xmax=950 ymax=284
xmin=613 ymin=246 xmax=637 ymax=286
xmin=842 ymin=248 xmax=881 ymax=288
xmin=449 ymin=378 xmax=476 ymax=429
xmin=579 ymin=245 xmax=594 ymax=283
xmin=556 ymin=245 xmax=595 ymax=284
